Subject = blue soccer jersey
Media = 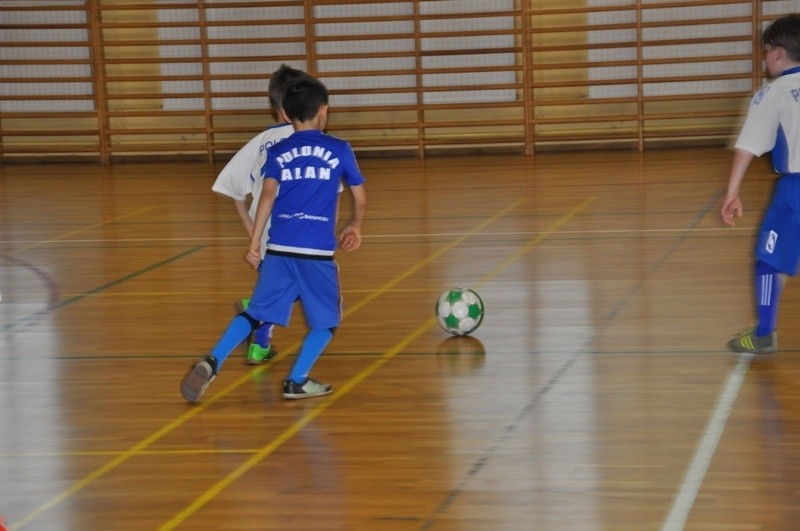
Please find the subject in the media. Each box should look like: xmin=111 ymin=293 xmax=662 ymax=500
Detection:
xmin=262 ymin=130 xmax=365 ymax=257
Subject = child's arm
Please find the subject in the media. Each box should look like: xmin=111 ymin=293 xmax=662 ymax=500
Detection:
xmin=233 ymin=198 xmax=255 ymax=237
xmin=212 ymin=133 xmax=264 ymax=235
xmin=246 ymin=178 xmax=277 ymax=268
xmin=721 ymin=148 xmax=755 ymax=227
xmin=338 ymin=184 xmax=366 ymax=251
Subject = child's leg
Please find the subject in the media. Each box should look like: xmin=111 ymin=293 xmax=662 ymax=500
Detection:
xmin=246 ymin=322 xmax=276 ymax=364
xmin=210 ymin=312 xmax=260 ymax=369
xmin=287 ymin=327 xmax=335 ymax=384
xmin=182 ymin=312 xmax=260 ymax=403
xmin=755 ymin=260 xmax=785 ymax=337
xmin=253 ymin=322 xmax=274 ymax=347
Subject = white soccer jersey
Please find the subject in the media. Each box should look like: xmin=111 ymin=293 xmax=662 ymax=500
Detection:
xmin=211 ymin=123 xmax=295 ymax=255
xmin=735 ymin=66 xmax=800 ymax=174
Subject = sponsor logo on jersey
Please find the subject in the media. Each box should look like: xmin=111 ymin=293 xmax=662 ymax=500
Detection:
xmin=277 ymin=212 xmax=330 ymax=222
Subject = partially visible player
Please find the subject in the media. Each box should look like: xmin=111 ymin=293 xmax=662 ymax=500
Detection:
xmin=721 ymin=14 xmax=800 ymax=354
xmin=211 ymin=64 xmax=308 ymax=364
xmin=181 ymin=76 xmax=367 ymax=403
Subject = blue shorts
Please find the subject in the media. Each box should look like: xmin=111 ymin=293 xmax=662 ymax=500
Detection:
xmin=246 ymin=254 xmax=342 ymax=329
xmin=756 ymin=174 xmax=800 ymax=276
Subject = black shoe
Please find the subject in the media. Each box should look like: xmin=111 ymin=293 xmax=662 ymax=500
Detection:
xmin=282 ymin=378 xmax=332 ymax=399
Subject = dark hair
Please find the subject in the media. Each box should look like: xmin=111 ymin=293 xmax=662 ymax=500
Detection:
xmin=282 ymin=78 xmax=329 ymax=123
xmin=763 ymin=14 xmax=800 ymax=62
xmin=267 ymin=64 xmax=307 ymax=111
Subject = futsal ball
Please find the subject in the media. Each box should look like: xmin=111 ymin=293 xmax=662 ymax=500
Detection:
xmin=435 ymin=288 xmax=484 ymax=336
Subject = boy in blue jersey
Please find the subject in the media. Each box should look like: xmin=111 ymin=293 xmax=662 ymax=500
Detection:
xmin=722 ymin=14 xmax=800 ymax=354
xmin=211 ymin=64 xmax=309 ymax=365
xmin=182 ymin=77 xmax=367 ymax=402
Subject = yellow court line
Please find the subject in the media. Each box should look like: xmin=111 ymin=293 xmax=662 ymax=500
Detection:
xmin=345 ymin=198 xmax=528 ymax=315
xmin=159 ymin=197 xmax=594 ymax=530
xmin=481 ymin=197 xmax=596 ymax=283
xmin=7 ymin=205 xmax=164 ymax=529
xmin=9 ymin=402 xmax=216 ymax=530
xmin=10 ymin=198 xmax=526 ymax=531
xmin=0 ymin=449 xmax=261 ymax=458
xmin=10 ymin=206 xmax=160 ymax=254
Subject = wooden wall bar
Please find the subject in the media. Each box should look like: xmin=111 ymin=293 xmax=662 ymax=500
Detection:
xmin=0 ymin=0 xmax=790 ymax=162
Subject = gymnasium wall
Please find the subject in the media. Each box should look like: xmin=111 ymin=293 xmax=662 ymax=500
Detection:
xmin=0 ymin=0 xmax=794 ymax=162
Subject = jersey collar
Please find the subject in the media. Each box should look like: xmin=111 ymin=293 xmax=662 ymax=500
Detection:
xmin=780 ymin=65 xmax=800 ymax=77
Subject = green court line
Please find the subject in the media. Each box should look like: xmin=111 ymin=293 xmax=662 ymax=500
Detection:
xmin=1 ymin=246 xmax=205 ymax=333
xmin=53 ymin=247 xmax=206 ymax=309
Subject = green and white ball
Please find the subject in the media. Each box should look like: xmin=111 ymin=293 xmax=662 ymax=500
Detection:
xmin=435 ymin=288 xmax=485 ymax=336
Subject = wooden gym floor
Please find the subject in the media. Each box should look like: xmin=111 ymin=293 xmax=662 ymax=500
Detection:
xmin=1 ymin=147 xmax=799 ymax=530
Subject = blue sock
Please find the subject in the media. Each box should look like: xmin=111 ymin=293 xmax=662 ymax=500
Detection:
xmin=755 ymin=260 xmax=783 ymax=337
xmin=288 ymin=328 xmax=334 ymax=384
xmin=253 ymin=323 xmax=274 ymax=348
xmin=210 ymin=315 xmax=257 ymax=370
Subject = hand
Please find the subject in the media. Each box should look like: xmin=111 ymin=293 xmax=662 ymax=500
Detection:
xmin=245 ymin=247 xmax=261 ymax=269
xmin=338 ymin=226 xmax=362 ymax=251
xmin=721 ymin=192 xmax=743 ymax=226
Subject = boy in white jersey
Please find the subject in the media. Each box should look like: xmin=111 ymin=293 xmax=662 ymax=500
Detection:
xmin=722 ymin=13 xmax=800 ymax=354
xmin=211 ymin=64 xmax=308 ymax=364
xmin=182 ymin=77 xmax=367 ymax=403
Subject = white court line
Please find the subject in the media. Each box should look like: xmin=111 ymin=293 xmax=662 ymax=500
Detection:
xmin=0 ymin=226 xmax=753 ymax=245
xmin=661 ymin=353 xmax=752 ymax=531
